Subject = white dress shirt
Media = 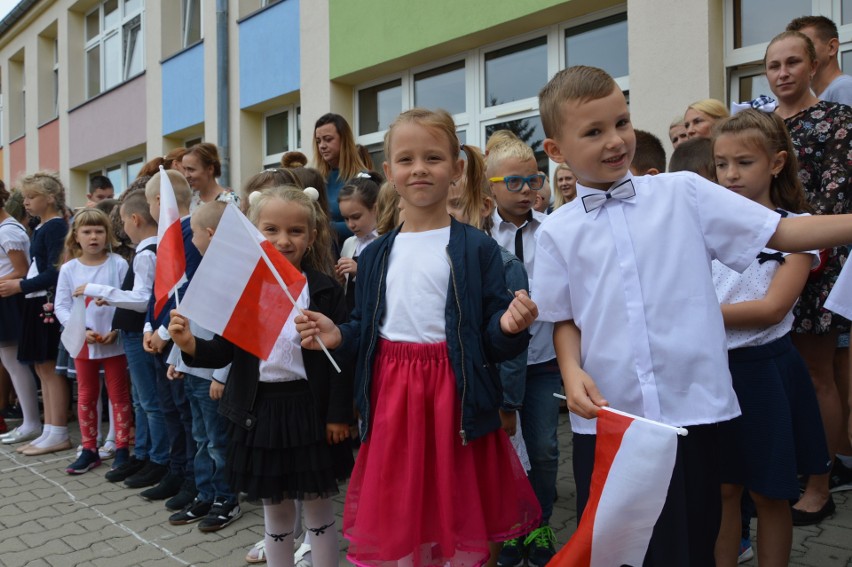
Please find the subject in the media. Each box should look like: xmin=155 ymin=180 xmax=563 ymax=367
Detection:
xmin=532 ymin=172 xmax=781 ymax=434
xmin=84 ymin=236 xmax=157 ymax=312
xmin=491 ymin=208 xmax=555 ymax=365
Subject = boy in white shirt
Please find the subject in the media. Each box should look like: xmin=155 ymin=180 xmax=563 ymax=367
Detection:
xmin=532 ymin=65 xmax=852 ymax=566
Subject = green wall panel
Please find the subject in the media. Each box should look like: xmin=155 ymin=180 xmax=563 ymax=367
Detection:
xmin=329 ymin=0 xmax=569 ymax=79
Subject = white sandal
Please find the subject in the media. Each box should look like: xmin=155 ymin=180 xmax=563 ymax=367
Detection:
xmin=245 ymin=540 xmax=266 ymax=564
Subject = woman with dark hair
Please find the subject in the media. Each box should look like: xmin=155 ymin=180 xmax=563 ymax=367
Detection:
xmin=311 ymin=113 xmax=367 ymax=242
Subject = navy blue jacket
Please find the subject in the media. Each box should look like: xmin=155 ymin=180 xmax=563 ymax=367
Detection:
xmin=334 ymin=218 xmax=530 ymax=444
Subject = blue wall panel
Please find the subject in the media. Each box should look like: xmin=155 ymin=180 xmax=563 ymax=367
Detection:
xmin=239 ymin=0 xmax=300 ymax=108
xmin=162 ymin=43 xmax=205 ymax=135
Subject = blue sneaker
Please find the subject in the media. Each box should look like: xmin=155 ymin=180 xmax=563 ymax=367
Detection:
xmin=496 ymin=535 xmax=526 ymax=567
xmin=525 ymin=525 xmax=557 ymax=567
xmin=65 ymin=448 xmax=102 ymax=475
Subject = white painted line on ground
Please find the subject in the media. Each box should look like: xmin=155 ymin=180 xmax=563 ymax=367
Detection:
xmin=0 ymin=449 xmax=190 ymax=565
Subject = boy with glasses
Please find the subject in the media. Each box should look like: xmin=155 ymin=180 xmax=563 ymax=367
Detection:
xmin=486 ymin=138 xmax=559 ymax=567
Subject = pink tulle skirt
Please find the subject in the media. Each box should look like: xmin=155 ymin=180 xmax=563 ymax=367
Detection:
xmin=344 ymin=340 xmax=541 ymax=567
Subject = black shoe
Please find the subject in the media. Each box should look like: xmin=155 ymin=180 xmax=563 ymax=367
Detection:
xmin=791 ymin=496 xmax=836 ymax=526
xmin=1 ymin=404 xmax=23 ymax=421
xmin=124 ymin=461 xmax=169 ymax=489
xmin=105 ymin=456 xmax=148 ymax=483
xmin=198 ymin=498 xmax=242 ymax=532
xmin=165 ymin=477 xmax=198 ymax=511
xmin=168 ymin=497 xmax=212 ymax=525
xmin=139 ymin=471 xmax=183 ymax=501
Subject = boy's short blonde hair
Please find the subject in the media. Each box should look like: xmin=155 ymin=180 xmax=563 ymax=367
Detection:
xmin=193 ymin=200 xmax=227 ymax=231
xmin=144 ymin=170 xmax=192 ymax=209
xmin=539 ymin=65 xmax=618 ymax=139
xmin=485 ymin=139 xmax=536 ymax=177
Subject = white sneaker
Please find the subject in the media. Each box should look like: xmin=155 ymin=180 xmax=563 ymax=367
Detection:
xmin=99 ymin=441 xmax=116 ymax=460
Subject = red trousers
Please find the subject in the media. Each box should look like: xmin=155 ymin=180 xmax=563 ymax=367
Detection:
xmin=74 ymin=355 xmax=131 ymax=451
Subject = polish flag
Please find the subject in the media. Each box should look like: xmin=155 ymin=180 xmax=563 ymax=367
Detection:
xmin=153 ymin=166 xmax=186 ymax=319
xmin=179 ymin=204 xmax=306 ymax=360
xmin=60 ymin=296 xmax=91 ymax=359
xmin=826 ymin=260 xmax=852 ymax=319
xmin=548 ymin=408 xmax=681 ymax=567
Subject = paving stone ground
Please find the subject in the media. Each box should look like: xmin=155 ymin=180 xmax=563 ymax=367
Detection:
xmin=1 ymin=413 xmax=850 ymax=566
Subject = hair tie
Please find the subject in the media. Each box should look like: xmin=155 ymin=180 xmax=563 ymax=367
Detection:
xmin=730 ymin=95 xmax=777 ymax=116
xmin=356 ymin=172 xmax=371 ymax=179
xmin=303 ymin=187 xmax=320 ymax=202
xmin=248 ymin=191 xmax=263 ymax=207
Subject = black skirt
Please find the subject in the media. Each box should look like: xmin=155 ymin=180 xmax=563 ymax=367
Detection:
xmin=0 ymin=294 xmax=24 ymax=343
xmin=18 ymin=296 xmax=60 ymax=364
xmin=719 ymin=334 xmax=831 ymax=499
xmin=226 ymin=379 xmax=354 ymax=503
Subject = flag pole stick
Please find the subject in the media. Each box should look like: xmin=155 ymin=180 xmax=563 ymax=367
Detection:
xmin=229 ymin=205 xmax=341 ymax=373
xmin=255 ymin=249 xmax=342 ymax=373
xmin=552 ymin=394 xmax=689 ymax=436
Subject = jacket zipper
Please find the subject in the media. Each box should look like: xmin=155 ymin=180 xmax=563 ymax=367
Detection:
xmin=363 ymin=248 xmax=388 ymax=438
xmin=446 ymin=247 xmax=468 ymax=445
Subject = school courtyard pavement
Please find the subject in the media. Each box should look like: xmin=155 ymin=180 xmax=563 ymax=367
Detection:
xmin=1 ymin=412 xmax=850 ymax=566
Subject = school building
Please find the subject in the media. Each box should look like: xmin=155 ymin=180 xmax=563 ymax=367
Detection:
xmin=0 ymin=0 xmax=845 ymax=204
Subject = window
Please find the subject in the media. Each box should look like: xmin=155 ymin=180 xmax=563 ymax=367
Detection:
xmin=90 ymin=156 xmax=145 ymax=195
xmin=182 ymin=0 xmax=201 ymax=48
xmin=53 ymin=39 xmax=59 ymax=118
xmin=354 ymin=8 xmax=628 ymax=177
xmin=263 ymin=105 xmax=301 ymax=168
xmin=724 ymin=1 xmax=852 ymax=104
xmin=565 ymin=14 xmax=628 ymax=82
xmin=85 ymin=0 xmax=145 ymax=98
xmin=484 ymin=37 xmax=547 ymax=108
xmin=414 ymin=61 xmax=466 ymax=115
xmin=732 ymin=0 xmax=810 ymax=49
xmin=185 ymin=136 xmax=202 ymax=148
xmin=358 ymin=79 xmax=402 ymax=136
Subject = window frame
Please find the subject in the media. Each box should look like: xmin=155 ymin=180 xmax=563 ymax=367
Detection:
xmin=262 ymin=103 xmax=302 ymax=168
xmin=89 ymin=154 xmax=145 ymax=196
xmin=84 ymin=0 xmax=145 ymax=100
xmin=182 ymin=0 xmax=202 ymax=49
xmin=353 ymin=7 xmax=629 ymax=171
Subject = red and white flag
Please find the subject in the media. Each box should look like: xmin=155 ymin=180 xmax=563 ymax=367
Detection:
xmin=153 ymin=165 xmax=186 ymax=319
xmin=548 ymin=407 xmax=681 ymax=567
xmin=179 ymin=204 xmax=306 ymax=360
xmin=60 ymin=296 xmax=90 ymax=359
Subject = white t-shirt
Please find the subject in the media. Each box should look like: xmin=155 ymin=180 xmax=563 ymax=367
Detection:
xmin=55 ymin=254 xmax=128 ymax=360
xmin=532 ymin=172 xmax=780 ymax=433
xmin=0 ymin=218 xmax=29 ymax=278
xmin=713 ymin=211 xmax=817 ymax=350
xmin=259 ymin=279 xmax=310 ymax=382
xmin=380 ymin=226 xmax=451 ymax=343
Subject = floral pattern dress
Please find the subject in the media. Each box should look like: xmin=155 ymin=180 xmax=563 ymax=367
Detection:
xmin=784 ymin=100 xmax=852 ymax=334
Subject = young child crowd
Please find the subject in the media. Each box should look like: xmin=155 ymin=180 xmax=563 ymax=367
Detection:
xmin=2 ymin=16 xmax=852 ymax=567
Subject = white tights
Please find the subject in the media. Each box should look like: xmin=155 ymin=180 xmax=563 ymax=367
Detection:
xmin=262 ymin=498 xmax=337 ymax=567
xmin=0 ymin=345 xmax=40 ymax=434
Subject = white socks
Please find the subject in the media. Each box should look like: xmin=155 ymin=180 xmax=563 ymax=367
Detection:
xmin=32 ymin=425 xmax=68 ymax=448
xmin=0 ymin=345 xmax=40 ymax=435
xmin=28 ymin=424 xmax=52 ymax=447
